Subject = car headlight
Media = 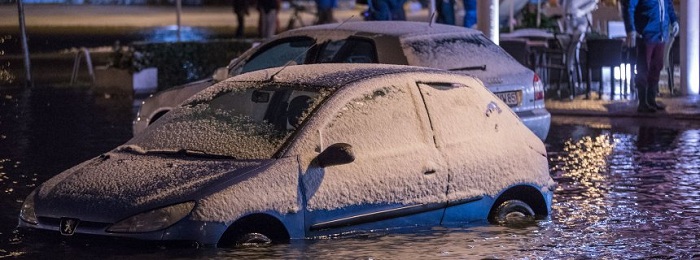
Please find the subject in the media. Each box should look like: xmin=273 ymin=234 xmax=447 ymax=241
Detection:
xmin=19 ymin=190 xmax=38 ymax=224
xmin=107 ymin=201 xmax=195 ymax=233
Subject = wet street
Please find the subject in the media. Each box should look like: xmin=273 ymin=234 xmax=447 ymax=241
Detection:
xmin=1 ymin=86 xmax=699 ymax=258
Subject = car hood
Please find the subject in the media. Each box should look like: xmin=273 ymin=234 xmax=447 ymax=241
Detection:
xmin=34 ymin=151 xmax=270 ymax=223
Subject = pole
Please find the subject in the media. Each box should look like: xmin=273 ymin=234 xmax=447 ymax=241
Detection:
xmin=17 ymin=0 xmax=32 ymax=87
xmin=176 ymin=0 xmax=182 ymax=42
xmin=429 ymin=0 xmax=436 ymax=23
xmin=477 ymin=0 xmax=499 ymax=44
xmin=509 ymin=1 xmax=514 ymax=32
xmin=681 ymin=0 xmax=699 ymax=95
xmin=536 ymin=0 xmax=541 ymax=28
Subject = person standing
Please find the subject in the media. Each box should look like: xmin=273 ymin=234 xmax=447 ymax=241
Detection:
xmin=258 ymin=0 xmax=280 ymax=38
xmin=371 ymin=0 xmax=405 ymax=20
xmin=315 ymin=0 xmax=337 ymax=24
xmin=622 ymin=0 xmax=679 ymax=113
xmin=463 ymin=0 xmax=476 ymax=28
xmin=435 ymin=0 xmax=456 ymax=25
xmin=232 ymin=0 xmax=249 ymax=38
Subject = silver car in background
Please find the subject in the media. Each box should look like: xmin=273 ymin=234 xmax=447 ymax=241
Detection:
xmin=133 ymin=21 xmax=550 ymax=140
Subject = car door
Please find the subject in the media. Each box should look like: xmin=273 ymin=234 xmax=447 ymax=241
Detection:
xmin=302 ymin=81 xmax=448 ymax=238
xmin=416 ymin=82 xmax=497 ymax=223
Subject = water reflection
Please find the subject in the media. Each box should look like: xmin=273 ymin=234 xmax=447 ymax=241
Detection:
xmin=546 ymin=122 xmax=700 ymax=258
xmin=145 ymin=26 xmax=210 ymax=43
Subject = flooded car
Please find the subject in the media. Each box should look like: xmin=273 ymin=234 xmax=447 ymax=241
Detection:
xmin=19 ymin=64 xmax=554 ymax=247
xmin=133 ymin=21 xmax=550 ymax=140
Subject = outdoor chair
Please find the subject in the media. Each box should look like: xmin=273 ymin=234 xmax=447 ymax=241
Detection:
xmin=585 ymin=38 xmax=624 ymax=100
xmin=500 ymin=39 xmax=533 ymax=69
xmin=539 ymin=32 xmax=585 ymax=100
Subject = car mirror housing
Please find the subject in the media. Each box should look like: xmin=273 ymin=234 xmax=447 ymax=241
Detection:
xmin=212 ymin=67 xmax=229 ymax=82
xmin=317 ymin=143 xmax=355 ymax=168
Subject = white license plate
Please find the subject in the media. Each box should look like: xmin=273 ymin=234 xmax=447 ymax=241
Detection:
xmin=495 ymin=91 xmax=521 ymax=107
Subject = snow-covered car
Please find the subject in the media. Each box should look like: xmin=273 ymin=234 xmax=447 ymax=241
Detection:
xmin=133 ymin=21 xmax=550 ymax=140
xmin=20 ymin=64 xmax=555 ymax=247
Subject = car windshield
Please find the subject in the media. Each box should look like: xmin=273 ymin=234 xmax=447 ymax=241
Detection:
xmin=124 ymin=81 xmax=331 ymax=159
xmin=401 ymin=33 xmax=521 ymax=76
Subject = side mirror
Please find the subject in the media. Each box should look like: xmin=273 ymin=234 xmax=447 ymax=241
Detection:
xmin=212 ymin=67 xmax=229 ymax=82
xmin=317 ymin=143 xmax=355 ymax=168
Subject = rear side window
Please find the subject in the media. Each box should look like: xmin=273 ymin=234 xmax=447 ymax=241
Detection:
xmin=317 ymin=38 xmax=378 ymax=64
xmin=240 ymin=37 xmax=315 ymax=74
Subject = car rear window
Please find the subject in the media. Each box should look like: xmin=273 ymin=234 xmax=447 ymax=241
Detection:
xmin=401 ymin=34 xmax=522 ymax=76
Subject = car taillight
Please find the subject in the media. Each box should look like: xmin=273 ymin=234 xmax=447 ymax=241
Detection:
xmin=533 ymin=73 xmax=545 ymax=101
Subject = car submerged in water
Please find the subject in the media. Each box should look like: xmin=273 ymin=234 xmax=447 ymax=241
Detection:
xmin=133 ymin=21 xmax=550 ymax=140
xmin=19 ymin=64 xmax=554 ymax=247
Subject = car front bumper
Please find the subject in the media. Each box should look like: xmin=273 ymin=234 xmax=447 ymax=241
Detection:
xmin=17 ymin=217 xmax=227 ymax=247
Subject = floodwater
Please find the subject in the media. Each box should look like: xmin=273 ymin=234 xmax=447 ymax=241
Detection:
xmin=1 ymin=86 xmax=699 ymax=259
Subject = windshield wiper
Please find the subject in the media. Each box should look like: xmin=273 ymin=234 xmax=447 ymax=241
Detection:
xmin=153 ymin=149 xmax=237 ymax=159
xmin=118 ymin=146 xmax=235 ymax=159
xmin=449 ymin=65 xmax=487 ymax=71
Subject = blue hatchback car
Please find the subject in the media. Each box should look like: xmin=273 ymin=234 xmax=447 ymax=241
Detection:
xmin=19 ymin=64 xmax=555 ymax=247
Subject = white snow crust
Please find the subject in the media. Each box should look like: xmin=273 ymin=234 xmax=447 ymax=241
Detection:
xmin=37 ymin=152 xmax=262 ymax=213
xmin=401 ymin=33 xmax=525 ymax=77
xmin=192 ymin=156 xmax=300 ymax=222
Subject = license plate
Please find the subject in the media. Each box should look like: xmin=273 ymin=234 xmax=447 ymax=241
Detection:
xmin=495 ymin=91 xmax=521 ymax=107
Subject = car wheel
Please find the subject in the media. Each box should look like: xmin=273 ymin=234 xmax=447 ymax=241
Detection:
xmin=235 ymin=232 xmax=272 ymax=247
xmin=491 ymin=199 xmax=536 ymax=226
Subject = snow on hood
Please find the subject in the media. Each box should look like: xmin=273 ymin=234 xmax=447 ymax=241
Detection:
xmin=35 ymin=151 xmax=266 ymax=222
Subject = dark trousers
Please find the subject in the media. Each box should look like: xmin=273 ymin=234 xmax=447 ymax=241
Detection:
xmin=235 ymin=12 xmax=245 ymax=38
xmin=636 ymin=41 xmax=666 ymax=108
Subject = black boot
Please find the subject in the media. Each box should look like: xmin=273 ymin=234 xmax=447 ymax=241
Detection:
xmin=637 ymin=82 xmax=656 ymax=113
xmin=647 ymin=82 xmax=666 ymax=110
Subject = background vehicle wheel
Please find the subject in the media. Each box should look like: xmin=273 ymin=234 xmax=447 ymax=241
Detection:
xmin=491 ymin=199 xmax=536 ymax=226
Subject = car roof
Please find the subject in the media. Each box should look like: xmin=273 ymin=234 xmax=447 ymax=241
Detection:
xmin=225 ymin=63 xmax=459 ymax=88
xmin=282 ymin=21 xmax=483 ymax=39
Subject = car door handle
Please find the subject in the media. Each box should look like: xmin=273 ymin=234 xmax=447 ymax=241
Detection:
xmin=424 ymin=169 xmax=436 ymax=175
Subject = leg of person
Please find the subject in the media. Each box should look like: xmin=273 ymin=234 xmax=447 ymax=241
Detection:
xmin=636 ymin=41 xmax=655 ymax=113
xmin=261 ymin=10 xmax=277 ymax=38
xmin=463 ymin=0 xmax=476 ymax=28
xmin=373 ymin=0 xmax=392 ymax=20
xmin=441 ymin=0 xmax=456 ymax=25
xmin=235 ymin=12 xmax=245 ymax=38
xmin=646 ymin=42 xmax=667 ymax=110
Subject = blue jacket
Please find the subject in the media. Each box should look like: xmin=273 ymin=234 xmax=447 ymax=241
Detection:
xmin=621 ymin=0 xmax=678 ymax=43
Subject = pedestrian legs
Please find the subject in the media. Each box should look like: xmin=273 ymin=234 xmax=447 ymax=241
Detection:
xmin=636 ymin=41 xmax=666 ymax=112
xmin=260 ymin=9 xmax=278 ymax=38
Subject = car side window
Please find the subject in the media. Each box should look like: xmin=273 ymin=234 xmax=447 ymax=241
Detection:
xmin=318 ymin=38 xmax=378 ymax=64
xmin=417 ymin=82 xmax=484 ymax=147
xmin=322 ymin=84 xmax=425 ymax=154
xmin=239 ymin=37 xmax=315 ymax=74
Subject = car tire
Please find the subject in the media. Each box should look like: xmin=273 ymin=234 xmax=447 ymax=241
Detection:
xmin=491 ymin=199 xmax=536 ymax=226
xmin=235 ymin=232 xmax=272 ymax=247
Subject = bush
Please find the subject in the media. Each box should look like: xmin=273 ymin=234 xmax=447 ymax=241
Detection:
xmin=117 ymin=39 xmax=254 ymax=91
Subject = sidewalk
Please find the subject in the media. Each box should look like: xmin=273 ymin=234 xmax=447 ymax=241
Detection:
xmin=1 ymin=4 xmax=698 ymax=120
xmin=546 ymin=93 xmax=700 ymax=120
xmin=0 ymin=4 xmax=428 ymax=30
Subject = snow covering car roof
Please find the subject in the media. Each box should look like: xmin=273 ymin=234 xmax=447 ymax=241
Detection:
xmin=284 ymin=21 xmax=483 ymax=39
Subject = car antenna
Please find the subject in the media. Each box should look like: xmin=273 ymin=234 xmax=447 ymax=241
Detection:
xmin=268 ymin=15 xmax=358 ymax=82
